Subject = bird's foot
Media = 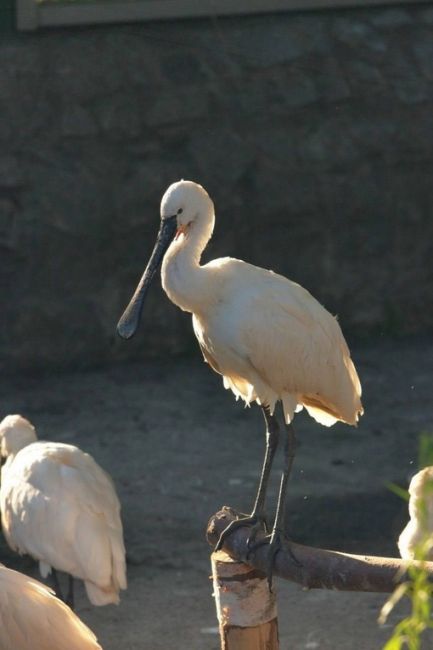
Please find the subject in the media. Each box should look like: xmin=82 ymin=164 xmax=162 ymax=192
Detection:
xmin=214 ymin=512 xmax=268 ymax=552
xmin=248 ymin=529 xmax=301 ymax=591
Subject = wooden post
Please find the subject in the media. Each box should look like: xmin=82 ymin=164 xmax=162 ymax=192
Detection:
xmin=211 ymin=550 xmax=279 ymax=650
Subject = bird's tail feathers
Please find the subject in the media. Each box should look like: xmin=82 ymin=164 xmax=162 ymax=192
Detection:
xmin=110 ymin=527 xmax=127 ymax=591
xmin=84 ymin=527 xmax=127 ymax=605
xmin=84 ymin=580 xmax=120 ymax=606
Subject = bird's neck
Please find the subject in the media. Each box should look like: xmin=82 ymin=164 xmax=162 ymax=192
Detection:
xmin=1 ymin=435 xmax=35 ymax=464
xmin=161 ymin=211 xmax=214 ymax=314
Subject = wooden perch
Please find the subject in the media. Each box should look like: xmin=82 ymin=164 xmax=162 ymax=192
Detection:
xmin=207 ymin=506 xmax=433 ymax=593
xmin=211 ymin=551 xmax=279 ymax=650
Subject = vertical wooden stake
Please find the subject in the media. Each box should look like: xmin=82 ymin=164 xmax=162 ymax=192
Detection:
xmin=211 ymin=550 xmax=279 ymax=650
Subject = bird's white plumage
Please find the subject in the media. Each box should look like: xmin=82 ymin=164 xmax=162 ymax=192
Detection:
xmin=398 ymin=467 xmax=433 ymax=560
xmin=0 ymin=415 xmax=127 ymax=606
xmin=160 ymin=181 xmax=363 ymax=426
xmin=0 ymin=563 xmax=102 ymax=650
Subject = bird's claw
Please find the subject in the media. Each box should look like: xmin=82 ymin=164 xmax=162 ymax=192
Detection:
xmin=248 ymin=530 xmax=301 ymax=591
xmin=246 ymin=514 xmax=269 ymax=548
xmin=215 ymin=513 xmax=268 ymax=552
xmin=246 ymin=532 xmax=281 ymax=591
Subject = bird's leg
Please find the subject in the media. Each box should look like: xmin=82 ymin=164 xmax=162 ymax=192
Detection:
xmin=65 ymin=575 xmax=74 ymax=610
xmin=50 ymin=568 xmax=64 ymax=601
xmin=272 ymin=421 xmax=296 ymax=543
xmin=247 ymin=406 xmax=281 ymax=543
xmin=215 ymin=405 xmax=279 ymax=551
xmin=250 ymin=421 xmax=300 ymax=589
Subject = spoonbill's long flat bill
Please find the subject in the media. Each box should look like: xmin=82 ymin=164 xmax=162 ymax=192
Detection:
xmin=117 ymin=180 xmax=363 ymax=583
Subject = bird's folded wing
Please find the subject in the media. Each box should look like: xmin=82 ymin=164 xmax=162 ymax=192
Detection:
xmin=239 ymin=276 xmax=362 ymax=424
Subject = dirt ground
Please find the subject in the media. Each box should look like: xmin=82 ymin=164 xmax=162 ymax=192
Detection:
xmin=1 ymin=337 xmax=433 ymax=649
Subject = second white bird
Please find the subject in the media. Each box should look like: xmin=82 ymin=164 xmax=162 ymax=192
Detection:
xmin=0 ymin=415 xmax=127 ymax=606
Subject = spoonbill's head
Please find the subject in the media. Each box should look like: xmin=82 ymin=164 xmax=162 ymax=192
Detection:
xmin=0 ymin=415 xmax=37 ymax=458
xmin=161 ymin=180 xmax=214 ymax=232
xmin=117 ymin=180 xmax=213 ymax=340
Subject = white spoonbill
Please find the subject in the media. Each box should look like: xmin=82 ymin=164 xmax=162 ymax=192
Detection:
xmin=0 ymin=563 xmax=102 ymax=650
xmin=117 ymin=180 xmax=363 ymax=581
xmin=0 ymin=415 xmax=127 ymax=607
xmin=399 ymin=467 xmax=433 ymax=560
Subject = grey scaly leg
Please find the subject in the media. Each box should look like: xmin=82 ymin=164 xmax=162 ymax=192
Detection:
xmin=250 ymin=420 xmax=300 ymax=590
xmin=215 ymin=405 xmax=279 ymax=550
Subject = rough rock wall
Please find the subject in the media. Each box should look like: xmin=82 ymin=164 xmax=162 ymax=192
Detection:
xmin=1 ymin=5 xmax=433 ymax=371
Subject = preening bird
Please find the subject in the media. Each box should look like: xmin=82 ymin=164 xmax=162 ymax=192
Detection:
xmin=117 ymin=180 xmax=363 ymax=580
xmin=0 ymin=563 xmax=103 ymax=650
xmin=0 ymin=563 xmax=102 ymax=650
xmin=398 ymin=467 xmax=433 ymax=560
xmin=0 ymin=415 xmax=127 ymax=607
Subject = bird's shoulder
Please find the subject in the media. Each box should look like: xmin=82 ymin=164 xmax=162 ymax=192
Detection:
xmin=9 ymin=441 xmax=88 ymax=481
xmin=196 ymin=259 xmax=337 ymax=370
xmin=205 ymin=257 xmax=335 ymax=329
xmin=12 ymin=440 xmax=78 ymax=463
xmin=6 ymin=442 xmax=119 ymax=511
xmin=203 ymin=257 xmax=294 ymax=300
xmin=205 ymin=256 xmax=277 ymax=279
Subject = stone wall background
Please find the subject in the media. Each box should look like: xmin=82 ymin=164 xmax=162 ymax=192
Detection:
xmin=1 ymin=4 xmax=433 ymax=372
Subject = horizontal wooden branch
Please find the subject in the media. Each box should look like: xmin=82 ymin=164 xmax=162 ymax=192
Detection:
xmin=206 ymin=506 xmax=433 ymax=593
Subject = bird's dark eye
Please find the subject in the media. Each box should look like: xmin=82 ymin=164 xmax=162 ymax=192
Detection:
xmin=177 ymin=208 xmax=183 ymax=215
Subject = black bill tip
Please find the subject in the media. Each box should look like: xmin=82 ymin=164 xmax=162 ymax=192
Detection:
xmin=117 ymin=315 xmax=136 ymax=340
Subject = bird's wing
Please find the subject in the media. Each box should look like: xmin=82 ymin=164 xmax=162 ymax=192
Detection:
xmin=0 ymin=564 xmax=102 ymax=650
xmin=242 ymin=274 xmax=339 ymax=385
xmin=0 ymin=448 xmax=56 ymax=561
xmin=233 ymin=268 xmax=362 ymax=423
xmin=1 ymin=443 xmax=126 ymax=589
xmin=55 ymin=446 xmax=127 ymax=591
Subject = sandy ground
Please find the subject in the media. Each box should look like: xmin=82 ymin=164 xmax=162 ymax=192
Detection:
xmin=1 ymin=337 xmax=433 ymax=649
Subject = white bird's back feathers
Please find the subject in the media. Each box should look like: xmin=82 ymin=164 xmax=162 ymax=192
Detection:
xmin=0 ymin=564 xmax=102 ymax=650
